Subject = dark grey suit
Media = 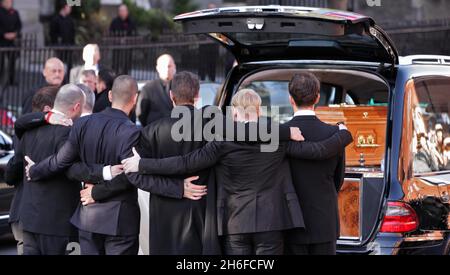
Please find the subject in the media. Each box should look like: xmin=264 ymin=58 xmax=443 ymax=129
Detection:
xmin=137 ymin=78 xmax=173 ymax=126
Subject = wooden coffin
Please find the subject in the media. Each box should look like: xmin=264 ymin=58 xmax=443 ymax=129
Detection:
xmin=316 ymin=106 xmax=388 ymax=166
xmin=338 ymin=178 xmax=362 ymax=239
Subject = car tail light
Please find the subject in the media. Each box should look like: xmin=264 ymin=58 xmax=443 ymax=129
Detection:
xmin=380 ymin=201 xmax=419 ymax=233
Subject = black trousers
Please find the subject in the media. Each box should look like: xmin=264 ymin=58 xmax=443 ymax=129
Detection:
xmin=223 ymin=231 xmax=284 ymax=255
xmin=23 ymin=230 xmax=71 ymax=255
xmin=286 ymin=241 xmax=336 ymax=255
xmin=78 ymin=230 xmax=139 ymax=255
xmin=0 ymin=51 xmax=19 ymax=85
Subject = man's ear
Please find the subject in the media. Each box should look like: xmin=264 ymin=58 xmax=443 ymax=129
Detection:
xmin=289 ymin=95 xmax=297 ymax=108
xmin=108 ymin=90 xmax=113 ymax=103
xmin=193 ymin=92 xmax=200 ymax=106
xmin=169 ymin=90 xmax=176 ymax=106
xmin=315 ymin=93 xmax=321 ymax=105
xmin=43 ymin=105 xmax=52 ymax=113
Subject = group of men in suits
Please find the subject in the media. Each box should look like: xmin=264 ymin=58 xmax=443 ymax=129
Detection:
xmin=8 ymin=56 xmax=351 ymax=255
xmin=120 ymin=73 xmax=350 ymax=255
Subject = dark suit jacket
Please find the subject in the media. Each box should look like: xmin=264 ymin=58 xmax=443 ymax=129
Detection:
xmin=137 ymin=78 xmax=173 ymax=126
xmin=19 ymin=124 xmax=80 ymax=237
xmin=136 ymin=105 xmax=214 ymax=255
xmin=5 ymin=136 xmax=24 ymax=224
xmin=28 ymin=108 xmax=185 ymax=236
xmin=93 ymin=89 xmax=111 ymax=114
xmin=284 ymin=115 xmax=346 ymax=244
xmin=0 ymin=7 xmax=22 ymax=47
xmin=49 ymin=14 xmax=75 ymax=45
xmin=137 ymin=129 xmax=352 ymax=236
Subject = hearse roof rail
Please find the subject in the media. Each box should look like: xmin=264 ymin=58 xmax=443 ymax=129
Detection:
xmin=400 ymin=55 xmax=450 ymax=66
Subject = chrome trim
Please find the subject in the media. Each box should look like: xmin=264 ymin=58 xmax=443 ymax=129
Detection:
xmin=400 ymin=55 xmax=450 ymax=66
xmin=174 ymin=5 xmax=369 ymax=21
xmin=243 ymin=60 xmax=386 ymax=67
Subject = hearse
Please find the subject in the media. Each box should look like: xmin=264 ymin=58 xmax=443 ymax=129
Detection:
xmin=174 ymin=5 xmax=450 ymax=254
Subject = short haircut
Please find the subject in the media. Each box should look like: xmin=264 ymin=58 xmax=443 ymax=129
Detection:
xmin=288 ymin=72 xmax=321 ymax=107
xmin=76 ymin=83 xmax=95 ymax=112
xmin=98 ymin=69 xmax=116 ymax=91
xmin=111 ymin=75 xmax=138 ymax=105
xmin=53 ymin=84 xmax=85 ymax=112
xmin=171 ymin=71 xmax=199 ymax=104
xmin=231 ymin=88 xmax=262 ymax=109
xmin=81 ymin=69 xmax=96 ymax=79
xmin=57 ymin=0 xmax=68 ymax=10
xmin=31 ymin=86 xmax=59 ymax=112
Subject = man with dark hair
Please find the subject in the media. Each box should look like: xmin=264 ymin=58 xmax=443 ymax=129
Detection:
xmin=109 ymin=4 xmax=136 ymax=75
xmin=284 ymin=72 xmax=346 ymax=255
xmin=31 ymin=86 xmax=59 ymax=113
xmin=128 ymin=71 xmax=209 ymax=255
xmin=50 ymin=0 xmax=75 ymax=46
xmin=49 ymin=0 xmax=75 ymax=75
xmin=5 ymin=85 xmax=58 ymax=255
xmin=93 ymin=69 xmax=115 ymax=113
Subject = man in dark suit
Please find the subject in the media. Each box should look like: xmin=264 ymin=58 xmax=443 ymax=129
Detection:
xmin=284 ymin=72 xmax=347 ymax=255
xmin=25 ymin=75 xmax=193 ymax=255
xmin=93 ymin=68 xmax=115 ymax=113
xmin=49 ymin=0 xmax=75 ymax=75
xmin=122 ymin=89 xmax=353 ymax=255
xmin=5 ymin=85 xmax=59 ymax=255
xmin=22 ymin=57 xmax=65 ymax=114
xmin=109 ymin=4 xmax=137 ymax=37
xmin=109 ymin=4 xmax=136 ymax=75
xmin=0 ymin=0 xmax=22 ymax=85
xmin=19 ymin=84 xmax=84 ymax=255
xmin=137 ymin=54 xmax=176 ymax=126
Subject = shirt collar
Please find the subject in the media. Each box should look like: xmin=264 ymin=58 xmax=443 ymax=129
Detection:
xmin=80 ymin=112 xmax=91 ymax=117
xmin=51 ymin=109 xmax=65 ymax=116
xmin=294 ymin=109 xmax=316 ymax=117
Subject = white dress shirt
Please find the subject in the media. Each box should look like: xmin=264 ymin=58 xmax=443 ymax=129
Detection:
xmin=294 ymin=109 xmax=316 ymax=117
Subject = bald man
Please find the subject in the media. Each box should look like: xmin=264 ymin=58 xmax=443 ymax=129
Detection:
xmin=19 ymin=84 xmax=84 ymax=255
xmin=25 ymin=75 xmax=191 ymax=255
xmin=137 ymin=54 xmax=177 ymax=126
xmin=22 ymin=57 xmax=65 ymax=114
